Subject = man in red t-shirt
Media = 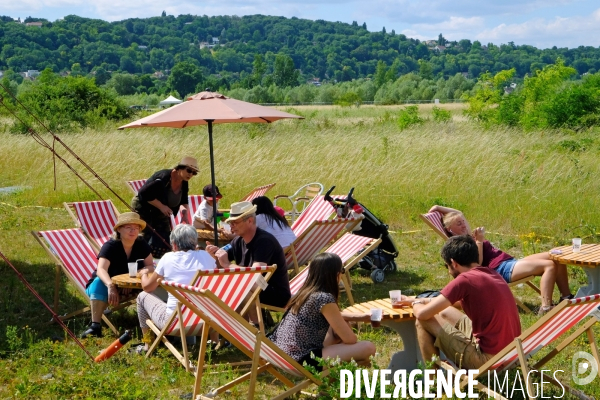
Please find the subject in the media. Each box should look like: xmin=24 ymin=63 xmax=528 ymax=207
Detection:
xmin=399 ymin=235 xmax=521 ymax=369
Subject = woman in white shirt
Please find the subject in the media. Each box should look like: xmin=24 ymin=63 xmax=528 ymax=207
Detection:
xmin=252 ymin=196 xmax=296 ymax=248
xmin=137 ymin=224 xmax=216 ymax=351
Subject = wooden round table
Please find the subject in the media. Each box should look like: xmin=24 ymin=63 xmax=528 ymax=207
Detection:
xmin=549 ymin=244 xmax=600 ymax=297
xmin=197 ymin=229 xmax=233 ymax=246
xmin=111 ymin=273 xmax=142 ymax=289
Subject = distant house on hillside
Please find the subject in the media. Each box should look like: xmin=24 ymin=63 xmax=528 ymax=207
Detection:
xmin=308 ymin=78 xmax=321 ymax=86
xmin=25 ymin=70 xmax=40 ymax=78
xmin=424 ymin=40 xmax=437 ymax=46
xmin=138 ymin=45 xmax=148 ymax=49
xmin=25 ymin=21 xmax=42 ymax=27
xmin=200 ymin=42 xmax=215 ymax=49
xmin=212 ymin=37 xmax=219 ymax=44
xmin=433 ymin=45 xmax=446 ymax=53
xmin=504 ymin=83 xmax=517 ymax=95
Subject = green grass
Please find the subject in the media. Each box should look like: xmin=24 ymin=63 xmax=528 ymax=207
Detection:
xmin=1 ymin=104 xmax=599 ymax=398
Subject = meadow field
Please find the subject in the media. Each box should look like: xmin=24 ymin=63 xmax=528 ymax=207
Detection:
xmin=0 ymin=104 xmax=599 ymax=399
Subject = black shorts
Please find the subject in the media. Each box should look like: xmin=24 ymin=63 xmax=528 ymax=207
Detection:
xmin=297 ymin=348 xmax=323 ymax=371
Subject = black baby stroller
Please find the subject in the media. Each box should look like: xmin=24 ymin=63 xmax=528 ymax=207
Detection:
xmin=325 ymin=187 xmax=399 ymax=283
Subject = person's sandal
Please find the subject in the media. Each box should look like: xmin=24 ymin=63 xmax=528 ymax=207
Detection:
xmin=538 ymin=305 xmax=555 ymax=316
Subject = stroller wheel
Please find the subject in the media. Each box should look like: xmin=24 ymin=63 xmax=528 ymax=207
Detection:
xmin=370 ymin=269 xmax=385 ymax=283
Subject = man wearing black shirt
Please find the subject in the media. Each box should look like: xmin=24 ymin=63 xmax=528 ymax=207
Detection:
xmin=206 ymin=201 xmax=291 ymax=311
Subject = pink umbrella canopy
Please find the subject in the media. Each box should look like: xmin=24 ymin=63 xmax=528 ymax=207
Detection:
xmin=118 ymin=91 xmax=302 ymax=129
xmin=118 ymin=91 xmax=303 ymax=245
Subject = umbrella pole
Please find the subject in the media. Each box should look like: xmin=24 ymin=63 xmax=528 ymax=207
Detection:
xmin=207 ymin=120 xmax=219 ymax=246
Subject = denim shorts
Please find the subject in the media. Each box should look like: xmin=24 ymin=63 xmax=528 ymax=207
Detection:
xmin=85 ymin=277 xmax=108 ymax=302
xmin=495 ymin=259 xmax=517 ymax=283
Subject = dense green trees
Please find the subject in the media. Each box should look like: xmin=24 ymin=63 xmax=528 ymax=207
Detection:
xmin=2 ymin=13 xmax=600 ymax=92
xmin=3 ymin=68 xmax=131 ymax=132
xmin=465 ymin=60 xmax=600 ymax=129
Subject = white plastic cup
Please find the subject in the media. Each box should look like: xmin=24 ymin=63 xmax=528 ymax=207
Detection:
xmin=221 ymin=222 xmax=231 ymax=233
xmin=370 ymin=308 xmax=383 ymax=327
xmin=572 ymin=238 xmax=582 ymax=253
xmin=128 ymin=262 xmax=137 ymax=278
xmin=389 ymin=290 xmax=402 ymax=304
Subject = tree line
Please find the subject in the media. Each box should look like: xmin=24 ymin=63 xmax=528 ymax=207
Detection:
xmin=2 ymin=13 xmax=600 ymax=95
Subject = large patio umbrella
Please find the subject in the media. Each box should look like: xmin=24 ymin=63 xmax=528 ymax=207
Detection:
xmin=118 ymin=91 xmax=303 ymax=245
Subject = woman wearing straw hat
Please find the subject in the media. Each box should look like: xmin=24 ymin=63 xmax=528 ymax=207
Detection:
xmin=81 ymin=212 xmax=154 ymax=338
xmin=132 ymin=156 xmax=199 ymax=258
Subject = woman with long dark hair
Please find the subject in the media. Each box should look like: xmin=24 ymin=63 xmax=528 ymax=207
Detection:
xmin=251 ymin=196 xmax=296 ymax=248
xmin=269 ymin=253 xmax=375 ymax=369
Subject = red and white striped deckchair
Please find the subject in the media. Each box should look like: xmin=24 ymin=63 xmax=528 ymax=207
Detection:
xmin=64 ymin=200 xmax=120 ymax=249
xmin=284 ymin=216 xmax=363 ymax=274
xmin=146 ymin=265 xmax=275 ymax=372
xmin=126 ymin=179 xmax=147 ymax=195
xmin=161 ymin=283 xmax=326 ymax=400
xmin=267 ymin=234 xmax=381 ymax=311
xmin=438 ymin=294 xmax=600 ymax=399
xmin=239 ymin=183 xmax=276 ymax=202
xmin=32 ymin=228 xmax=133 ymax=334
xmin=420 ymin=211 xmax=448 ymax=240
xmin=290 ymin=195 xmax=345 ymax=236
xmin=420 ymin=210 xmax=541 ymax=314
xmin=170 ymin=194 xmax=204 ymax=227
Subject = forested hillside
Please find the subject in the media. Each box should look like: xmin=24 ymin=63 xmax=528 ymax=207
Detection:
xmin=2 ymin=13 xmax=600 ymax=87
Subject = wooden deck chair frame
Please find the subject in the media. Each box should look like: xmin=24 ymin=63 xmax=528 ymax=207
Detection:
xmin=265 ymin=234 xmax=382 ymax=312
xmin=239 ymin=183 xmax=276 ymax=202
xmin=64 ymin=200 xmax=121 ymax=250
xmin=32 ymin=229 xmax=135 ymax=335
xmin=420 ymin=211 xmax=541 ymax=314
xmin=126 ymin=179 xmax=147 ymax=195
xmin=145 ymin=265 xmax=276 ymax=372
xmin=436 ymin=294 xmax=600 ymax=400
xmin=284 ymin=216 xmax=363 ymax=274
xmin=162 ymin=283 xmax=327 ymax=400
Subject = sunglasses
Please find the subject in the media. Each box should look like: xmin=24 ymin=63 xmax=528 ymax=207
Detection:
xmin=185 ymin=168 xmax=198 ymax=176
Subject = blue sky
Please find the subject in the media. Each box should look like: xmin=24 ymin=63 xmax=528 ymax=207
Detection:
xmin=2 ymin=0 xmax=600 ymax=48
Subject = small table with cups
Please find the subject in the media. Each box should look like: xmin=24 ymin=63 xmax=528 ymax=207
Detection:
xmin=342 ymin=298 xmax=422 ymax=373
xmin=549 ymin=243 xmax=600 ymax=297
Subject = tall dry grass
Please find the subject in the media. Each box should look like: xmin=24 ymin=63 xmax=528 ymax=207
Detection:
xmin=1 ymin=106 xmax=599 ymax=398
xmin=1 ymin=106 xmax=599 ymax=238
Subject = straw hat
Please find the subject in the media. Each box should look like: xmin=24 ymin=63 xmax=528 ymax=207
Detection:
xmin=226 ymin=201 xmax=257 ymax=222
xmin=177 ymin=156 xmax=199 ymax=172
xmin=114 ymin=212 xmax=146 ymax=231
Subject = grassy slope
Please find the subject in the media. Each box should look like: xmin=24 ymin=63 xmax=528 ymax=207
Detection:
xmin=0 ymin=105 xmax=599 ymax=398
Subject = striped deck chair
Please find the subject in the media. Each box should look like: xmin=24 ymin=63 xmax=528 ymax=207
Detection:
xmin=284 ymin=216 xmax=364 ymax=274
xmin=420 ymin=211 xmax=541 ymax=314
xmin=161 ymin=283 xmax=327 ymax=400
xmin=64 ymin=200 xmax=120 ymax=249
xmin=126 ymin=179 xmax=147 ymax=195
xmin=289 ymin=194 xmax=342 ymax=236
xmin=171 ymin=194 xmax=204 ymax=227
xmin=146 ymin=265 xmax=276 ymax=372
xmin=266 ymin=233 xmax=381 ymax=312
xmin=437 ymin=294 xmax=600 ymax=399
xmin=239 ymin=183 xmax=276 ymax=202
xmin=32 ymin=228 xmax=134 ymax=334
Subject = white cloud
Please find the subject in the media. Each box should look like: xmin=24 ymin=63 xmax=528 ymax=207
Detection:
xmin=476 ymin=9 xmax=600 ymax=47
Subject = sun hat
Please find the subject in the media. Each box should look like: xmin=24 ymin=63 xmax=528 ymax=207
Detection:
xmin=114 ymin=212 xmax=146 ymax=231
xmin=203 ymin=184 xmax=222 ymax=200
xmin=177 ymin=156 xmax=199 ymax=172
xmin=226 ymin=201 xmax=257 ymax=222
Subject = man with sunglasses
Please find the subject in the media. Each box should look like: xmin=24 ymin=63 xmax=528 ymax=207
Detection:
xmin=132 ymin=156 xmax=199 ymax=258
